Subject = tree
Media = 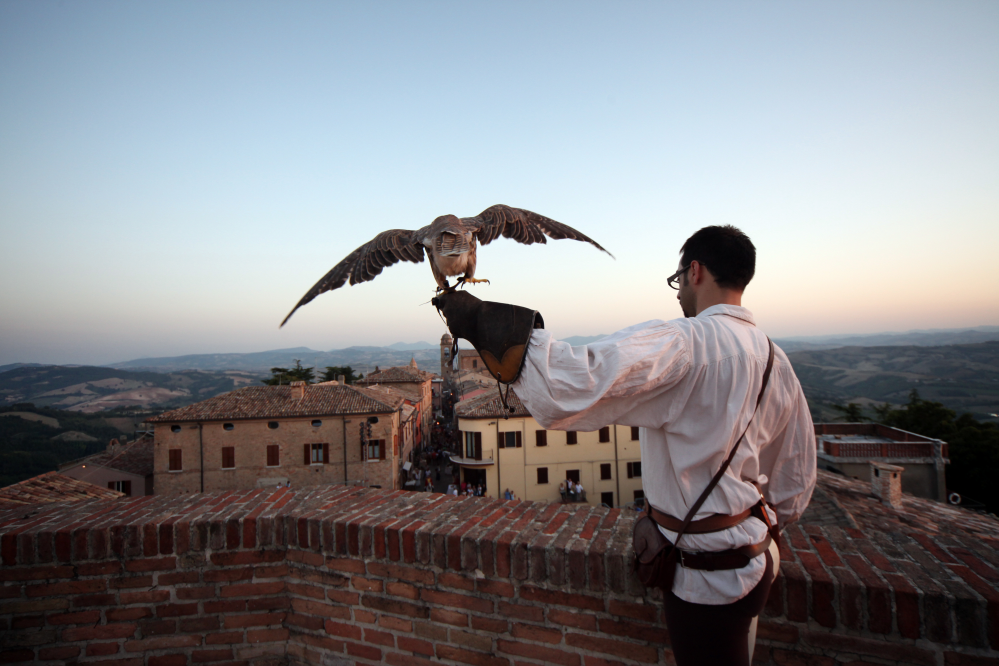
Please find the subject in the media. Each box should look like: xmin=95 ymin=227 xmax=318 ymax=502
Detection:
xmin=261 ymin=360 xmax=315 ymax=386
xmin=830 ymin=402 xmax=869 ymax=422
xmin=321 ymin=366 xmax=364 ymax=384
xmin=877 ymin=390 xmax=999 ymax=513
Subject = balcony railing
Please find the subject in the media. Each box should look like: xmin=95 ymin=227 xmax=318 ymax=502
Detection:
xmin=449 ymin=449 xmax=494 ymax=466
xmin=823 ymin=441 xmax=948 ymax=458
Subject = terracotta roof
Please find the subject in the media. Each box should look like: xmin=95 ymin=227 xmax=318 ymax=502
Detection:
xmin=61 ymin=437 xmax=154 ymax=477
xmin=455 ymin=387 xmax=531 ymax=418
xmin=147 ymin=384 xmax=399 ymax=423
xmin=360 ymin=383 xmax=421 ymax=405
xmin=357 ymin=365 xmax=434 ymax=385
xmin=352 ymin=385 xmax=405 ymax=411
xmin=0 ymin=471 xmax=123 ymax=507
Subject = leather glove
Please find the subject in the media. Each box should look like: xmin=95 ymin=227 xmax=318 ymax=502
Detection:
xmin=431 ymin=290 xmax=544 ymax=384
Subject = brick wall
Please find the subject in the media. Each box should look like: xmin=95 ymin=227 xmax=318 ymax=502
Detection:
xmin=2 ymin=484 xmax=998 ymax=666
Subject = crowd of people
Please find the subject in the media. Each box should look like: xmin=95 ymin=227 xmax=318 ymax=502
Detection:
xmin=558 ymin=479 xmax=585 ymax=502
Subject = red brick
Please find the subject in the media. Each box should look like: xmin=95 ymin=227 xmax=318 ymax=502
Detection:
xmin=379 ymin=616 xmax=412 ymax=633
xmin=326 ymin=589 xmax=360 ymax=605
xmin=471 ymin=616 xmax=508 ymax=633
xmin=221 ymin=581 xmax=285 ymax=598
xmin=246 ymin=628 xmax=289 ymax=643
xmin=499 ymin=601 xmax=544 ymax=623
xmin=757 ymin=621 xmax=799 ymax=643
xmin=346 ymin=641 xmax=382 ymax=661
xmin=124 ymin=557 xmax=176 ymax=572
xmin=209 ymin=551 xmax=284 ymax=566
xmin=598 ymin=618 xmax=662 ymax=643
xmin=364 ymin=628 xmax=396 ymax=647
xmin=120 ymin=590 xmax=170 ymax=604
xmin=362 ymin=595 xmax=429 ymax=618
xmin=158 ymin=571 xmax=200 ymax=585
xmin=286 ymin=613 xmax=324 ymax=631
xmin=566 ymin=633 xmax=658 ymax=663
xmin=205 ymin=632 xmax=244 ymax=645
xmin=138 ymin=619 xmax=176 ymax=635
xmin=520 ymin=586 xmax=602 ymax=612
xmin=437 ymin=644 xmax=509 ymax=666
xmin=192 ymin=649 xmax=234 ymax=663
xmin=366 ymin=562 xmax=435 ymax=585
xmin=498 ymin=639 xmax=579 ymax=666
xmin=287 ymin=581 xmax=324 ymax=600
xmin=86 ymin=643 xmax=120 ymax=657
xmin=204 ymin=600 xmax=245 ymax=614
xmin=0 ymin=650 xmax=35 ymax=664
xmin=157 ymin=603 xmax=199 ymax=617
xmin=549 ymin=608 xmax=598 ymax=631
xmin=11 ymin=616 xmax=42 ymax=630
xmin=180 ymin=617 xmax=221 ymax=632
xmin=149 ymin=656 xmax=188 ymax=666
xmin=608 ymin=599 xmax=657 ymax=622
xmin=354 ymin=609 xmax=377 ymax=624
xmin=247 ymin=596 xmax=289 ymax=612
xmin=772 ymin=649 xmax=836 ymax=666
xmin=421 ymin=588 xmax=492 ymax=614
xmin=387 ymin=580 xmax=420 ymax=600
xmin=73 ymin=593 xmax=116 ymax=607
xmin=477 ymin=579 xmax=515 ymax=598
xmin=398 ymin=636 xmax=435 ymax=656
xmin=48 ymin=610 xmax=101 ymax=625
xmin=125 ymin=635 xmax=201 ymax=652
xmin=944 ymin=652 xmax=999 ymax=666
xmin=351 ymin=576 xmax=383 ymax=592
xmin=512 ymin=622 xmax=562 ymax=644
xmin=110 ymin=575 xmax=154 ymax=589
xmin=439 ymin=572 xmax=475 ymax=591
xmin=77 ymin=562 xmax=122 ymax=577
xmin=386 ymin=653 xmax=435 ymax=666
xmin=0 ymin=565 xmax=74 ymax=581
xmin=62 ymin=622 xmax=137 ymax=641
xmin=26 ymin=579 xmax=105 ymax=597
xmin=38 ymin=646 xmax=79 ymax=660
xmin=204 ymin=568 xmax=253 ymax=583
xmin=328 ymin=557 xmax=366 ymax=574
xmin=224 ymin=612 xmax=285 ymax=628
xmin=803 ymin=631 xmax=936 ymax=666
xmin=290 ymin=597 xmax=350 ymax=620
xmin=430 ymin=608 xmax=468 ymax=627
xmin=325 ymin=619 xmax=363 ymax=640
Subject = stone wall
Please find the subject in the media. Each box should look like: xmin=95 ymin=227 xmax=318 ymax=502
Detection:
xmin=1 ymin=484 xmax=998 ymax=666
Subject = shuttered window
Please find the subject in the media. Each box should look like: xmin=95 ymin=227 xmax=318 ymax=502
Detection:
xmin=368 ymin=439 xmax=385 ymax=461
xmin=108 ymin=480 xmax=132 ymax=496
xmin=600 ymin=463 xmax=612 ymax=480
xmin=537 ymin=467 xmax=549 ymax=484
xmin=168 ymin=449 xmax=182 ymax=471
xmin=599 ymin=427 xmax=610 ymax=443
xmin=267 ymin=445 xmax=280 ymax=467
xmin=536 ymin=430 xmax=547 ymax=447
xmin=566 ymin=431 xmax=577 ymax=445
xmin=631 ymin=426 xmax=640 ymax=441
xmin=627 ymin=462 xmax=642 ymax=478
xmin=222 ymin=447 xmax=235 ymax=469
xmin=305 ymin=443 xmax=325 ymax=464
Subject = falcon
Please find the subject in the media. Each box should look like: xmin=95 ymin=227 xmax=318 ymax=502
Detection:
xmin=280 ymin=204 xmax=611 ymax=327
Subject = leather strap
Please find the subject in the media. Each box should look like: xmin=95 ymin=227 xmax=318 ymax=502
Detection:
xmin=676 ymin=534 xmax=773 ymax=571
xmin=647 ymin=504 xmax=752 ymax=534
xmin=649 ymin=337 xmax=775 ymax=556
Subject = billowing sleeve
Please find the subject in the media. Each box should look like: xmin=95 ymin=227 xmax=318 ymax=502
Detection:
xmin=512 ymin=320 xmax=690 ymax=432
xmin=758 ymin=377 xmax=816 ymax=528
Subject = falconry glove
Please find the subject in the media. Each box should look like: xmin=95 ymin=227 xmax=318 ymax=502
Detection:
xmin=431 ymin=291 xmax=544 ymax=385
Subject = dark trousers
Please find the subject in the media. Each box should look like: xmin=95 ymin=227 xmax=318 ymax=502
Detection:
xmin=662 ymin=549 xmax=774 ymax=666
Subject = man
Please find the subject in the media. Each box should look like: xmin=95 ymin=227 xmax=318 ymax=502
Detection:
xmin=434 ymin=225 xmax=815 ymax=665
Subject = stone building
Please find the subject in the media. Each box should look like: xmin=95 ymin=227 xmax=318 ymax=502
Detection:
xmin=453 ymin=388 xmax=644 ymax=507
xmin=814 ymin=422 xmax=948 ymax=501
xmin=58 ymin=435 xmax=154 ymax=496
xmin=148 ymin=381 xmax=412 ymax=494
xmin=356 ymin=359 xmax=434 ymax=451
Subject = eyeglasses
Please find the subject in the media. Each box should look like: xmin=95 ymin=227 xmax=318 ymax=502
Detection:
xmin=667 ymin=264 xmax=691 ymax=290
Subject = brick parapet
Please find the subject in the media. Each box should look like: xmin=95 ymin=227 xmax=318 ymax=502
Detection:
xmin=1 ymin=485 xmax=998 ymax=665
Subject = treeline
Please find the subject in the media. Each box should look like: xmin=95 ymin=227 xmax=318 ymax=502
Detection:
xmin=0 ymin=405 xmax=123 ymax=487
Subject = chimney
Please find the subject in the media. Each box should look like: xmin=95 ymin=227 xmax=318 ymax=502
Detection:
xmin=290 ymin=381 xmax=306 ymax=400
xmin=870 ymin=462 xmax=904 ymax=509
xmin=338 ymin=374 xmax=346 ymax=384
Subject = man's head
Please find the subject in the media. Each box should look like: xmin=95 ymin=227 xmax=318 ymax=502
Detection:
xmin=674 ymin=225 xmax=755 ymax=317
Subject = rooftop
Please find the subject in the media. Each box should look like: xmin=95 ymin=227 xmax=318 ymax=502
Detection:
xmin=0 ymin=471 xmax=123 ymax=509
xmin=147 ymin=384 xmax=401 ymax=423
xmin=59 ymin=436 xmax=154 ymax=477
xmin=455 ymin=386 xmax=531 ymax=419
xmin=357 ymin=363 xmax=435 ymax=385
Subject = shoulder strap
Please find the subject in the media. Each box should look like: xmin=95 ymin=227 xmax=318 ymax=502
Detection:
xmin=668 ymin=337 xmax=774 ymax=547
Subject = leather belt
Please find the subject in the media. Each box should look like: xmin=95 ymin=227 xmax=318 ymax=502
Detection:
xmin=647 ymin=503 xmax=752 ymax=534
xmin=677 ymin=534 xmax=772 ymax=571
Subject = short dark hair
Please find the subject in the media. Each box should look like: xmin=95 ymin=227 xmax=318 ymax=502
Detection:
xmin=679 ymin=225 xmax=756 ymax=290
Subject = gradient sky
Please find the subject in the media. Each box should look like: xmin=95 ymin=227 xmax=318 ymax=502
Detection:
xmin=1 ymin=1 xmax=997 ymax=366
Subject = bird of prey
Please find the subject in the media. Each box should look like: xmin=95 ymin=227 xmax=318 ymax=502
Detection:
xmin=280 ymin=204 xmax=612 ymax=327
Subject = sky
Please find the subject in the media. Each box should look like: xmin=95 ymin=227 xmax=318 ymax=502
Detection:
xmin=1 ymin=1 xmax=997 ymax=366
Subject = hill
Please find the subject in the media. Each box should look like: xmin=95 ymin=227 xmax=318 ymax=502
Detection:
xmin=776 ymin=325 xmax=999 ymax=352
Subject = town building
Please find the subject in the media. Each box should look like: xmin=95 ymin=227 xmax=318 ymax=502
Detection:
xmin=148 ymin=380 xmax=413 ymax=494
xmin=453 ymin=388 xmax=643 ymax=507
xmin=814 ymin=422 xmax=948 ymax=501
xmin=58 ymin=434 xmax=154 ymax=496
xmin=355 ymin=359 xmax=434 ymax=451
xmin=0 ymin=470 xmax=122 ymax=509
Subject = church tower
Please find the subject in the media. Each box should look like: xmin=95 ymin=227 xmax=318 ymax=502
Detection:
xmin=440 ymin=333 xmax=454 ymax=386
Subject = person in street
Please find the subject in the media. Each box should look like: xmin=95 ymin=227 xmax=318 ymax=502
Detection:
xmin=433 ymin=225 xmax=815 ymax=666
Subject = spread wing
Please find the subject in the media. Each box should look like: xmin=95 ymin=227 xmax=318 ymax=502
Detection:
xmin=466 ymin=204 xmax=613 ymax=257
xmin=280 ymin=229 xmax=425 ymax=327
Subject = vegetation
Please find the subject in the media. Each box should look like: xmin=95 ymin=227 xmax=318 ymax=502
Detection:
xmin=0 ymin=405 xmax=124 ymax=487
xmin=261 ymin=360 xmax=315 ymax=385
xmin=321 ymin=366 xmax=363 ymax=384
xmin=830 ymin=402 xmax=869 ymax=422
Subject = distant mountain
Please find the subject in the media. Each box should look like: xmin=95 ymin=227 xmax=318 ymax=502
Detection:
xmin=775 ymin=326 xmax=999 ymax=352
xmin=0 ymin=362 xmax=46 ymax=375
xmin=387 ymin=341 xmax=436 ymax=351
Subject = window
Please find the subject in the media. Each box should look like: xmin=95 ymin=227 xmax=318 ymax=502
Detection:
xmin=268 ymin=421 xmax=279 ymax=430
xmin=312 ymin=420 xmax=322 ymax=427
xmin=464 ymin=431 xmax=481 ymax=460
xmin=222 ymin=447 xmax=235 ymax=469
xmin=108 ymin=480 xmax=132 ymax=496
xmin=566 ymin=431 xmax=577 ymax=445
xmin=537 ymin=467 xmax=549 ymax=484
xmin=627 ymin=461 xmax=642 ymax=478
xmin=267 ymin=445 xmax=280 ymax=467
xmin=600 ymin=463 xmax=612 ymax=480
xmin=634 ymin=490 xmax=645 ymax=503
xmin=223 ymin=423 xmax=234 ymax=431
xmin=472 ymin=360 xmax=477 ymax=369
xmin=566 ymin=470 xmax=580 ymax=484
xmin=536 ymin=430 xmax=547 ymax=447
xmin=601 ymin=491 xmax=614 ymax=508
xmin=599 ymin=427 xmax=610 ymax=443
xmin=170 ymin=425 xmax=181 ymax=433
xmin=630 ymin=426 xmax=640 ymax=441
xmin=368 ymin=439 xmax=386 ymax=461
xmin=168 ymin=449 xmax=182 ymax=471
xmin=305 ymin=443 xmax=329 ymax=465
xmin=499 ymin=432 xmax=521 ymax=449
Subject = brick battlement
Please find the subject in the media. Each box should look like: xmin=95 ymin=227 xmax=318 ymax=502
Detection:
xmin=1 ymin=474 xmax=998 ymax=666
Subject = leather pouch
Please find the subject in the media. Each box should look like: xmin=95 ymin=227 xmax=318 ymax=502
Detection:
xmin=633 ymin=513 xmax=679 ymax=591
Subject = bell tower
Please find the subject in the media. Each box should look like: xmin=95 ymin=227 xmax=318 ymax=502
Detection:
xmin=440 ymin=333 xmax=453 ymax=385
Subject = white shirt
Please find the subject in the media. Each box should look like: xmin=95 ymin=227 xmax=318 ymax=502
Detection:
xmin=513 ymin=304 xmax=816 ymax=604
